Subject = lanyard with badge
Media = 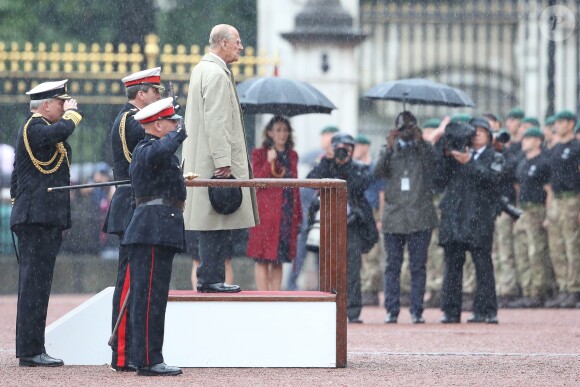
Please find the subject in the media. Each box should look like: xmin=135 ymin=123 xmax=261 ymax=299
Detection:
xmin=401 ymin=169 xmax=410 ymax=192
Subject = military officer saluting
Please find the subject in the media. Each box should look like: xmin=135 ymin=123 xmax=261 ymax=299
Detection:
xmin=11 ymin=80 xmax=82 ymax=367
xmin=121 ymin=97 xmax=186 ymax=376
xmin=103 ymin=67 xmax=163 ymax=372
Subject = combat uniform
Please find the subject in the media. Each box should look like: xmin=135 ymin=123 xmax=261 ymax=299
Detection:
xmin=547 ymin=136 xmax=580 ymax=306
xmin=513 ymin=146 xmax=554 ymax=305
xmin=11 ymin=80 xmax=82 ymax=362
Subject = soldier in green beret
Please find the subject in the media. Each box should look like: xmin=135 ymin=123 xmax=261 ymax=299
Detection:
xmin=544 ymin=110 xmax=580 ymax=308
xmin=511 ymin=128 xmax=556 ymax=307
xmin=543 ymin=115 xmax=557 ymax=149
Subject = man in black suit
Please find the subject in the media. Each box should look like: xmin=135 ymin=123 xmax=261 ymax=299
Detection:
xmin=122 ymin=97 xmax=186 ymax=376
xmin=435 ymin=118 xmax=504 ymax=324
xmin=102 ymin=67 xmax=163 ymax=372
xmin=11 ymin=80 xmax=82 ymax=367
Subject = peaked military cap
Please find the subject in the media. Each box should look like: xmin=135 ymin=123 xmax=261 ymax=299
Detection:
xmin=134 ymin=97 xmax=181 ymax=124
xmin=26 ymin=79 xmax=71 ymax=100
xmin=122 ymin=67 xmax=164 ymax=92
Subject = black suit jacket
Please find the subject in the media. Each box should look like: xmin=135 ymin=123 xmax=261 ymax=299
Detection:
xmin=436 ymin=145 xmax=504 ymax=249
xmin=121 ymin=131 xmax=187 ymax=252
xmin=10 ymin=111 xmax=81 ymax=230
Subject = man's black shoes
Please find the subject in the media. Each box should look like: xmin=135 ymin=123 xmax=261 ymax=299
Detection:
xmin=197 ymin=282 xmax=241 ymax=293
xmin=19 ymin=353 xmax=64 ymax=367
xmin=440 ymin=313 xmax=460 ymax=324
xmin=384 ymin=313 xmax=398 ymax=324
xmin=137 ymin=362 xmax=183 ymax=376
xmin=467 ymin=312 xmax=498 ymax=324
xmin=411 ymin=313 xmax=425 ymax=324
xmin=111 ymin=363 xmax=137 ymax=372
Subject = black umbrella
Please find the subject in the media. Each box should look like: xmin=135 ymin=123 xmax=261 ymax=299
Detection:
xmin=363 ymin=78 xmax=476 ymax=110
xmin=237 ymin=76 xmax=336 ymax=117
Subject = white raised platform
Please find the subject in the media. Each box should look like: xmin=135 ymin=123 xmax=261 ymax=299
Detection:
xmin=45 ymin=287 xmax=337 ymax=367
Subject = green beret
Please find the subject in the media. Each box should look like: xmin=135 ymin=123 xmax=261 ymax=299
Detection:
xmin=354 ymin=133 xmax=371 ymax=145
xmin=450 ymin=113 xmax=472 ymax=123
xmin=521 ymin=117 xmax=540 ymax=127
xmin=545 ymin=115 xmax=556 ymax=126
xmin=421 ymin=118 xmax=441 ymax=129
xmin=506 ymin=107 xmax=525 ymax=119
xmin=320 ymin=125 xmax=340 ymax=134
xmin=554 ymin=110 xmax=577 ymax=122
xmin=522 ymin=127 xmax=544 ymax=140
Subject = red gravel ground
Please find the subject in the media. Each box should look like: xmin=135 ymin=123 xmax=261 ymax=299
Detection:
xmin=0 ymin=294 xmax=578 ymax=386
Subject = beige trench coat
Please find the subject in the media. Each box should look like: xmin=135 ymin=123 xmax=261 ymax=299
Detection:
xmin=182 ymin=54 xmax=259 ymax=230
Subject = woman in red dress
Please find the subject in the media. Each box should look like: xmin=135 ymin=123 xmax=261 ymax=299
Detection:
xmin=247 ymin=116 xmax=302 ymax=290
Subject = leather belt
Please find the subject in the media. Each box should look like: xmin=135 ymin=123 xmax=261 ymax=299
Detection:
xmin=135 ymin=196 xmax=185 ymax=211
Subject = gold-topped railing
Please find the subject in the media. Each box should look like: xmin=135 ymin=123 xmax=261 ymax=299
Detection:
xmin=0 ymin=34 xmax=279 ymax=105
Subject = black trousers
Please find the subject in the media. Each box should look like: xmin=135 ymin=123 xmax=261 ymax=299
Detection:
xmin=111 ymin=241 xmax=131 ymax=368
xmin=347 ymin=228 xmax=363 ymax=321
xmin=197 ymin=229 xmax=234 ymax=285
xmin=442 ymin=241 xmax=498 ymax=318
xmin=15 ymin=224 xmax=62 ymax=357
xmin=383 ymin=230 xmax=431 ymax=316
xmin=127 ymin=244 xmax=175 ymax=368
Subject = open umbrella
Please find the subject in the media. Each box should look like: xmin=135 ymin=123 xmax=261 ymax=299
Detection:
xmin=363 ymin=78 xmax=476 ymax=110
xmin=237 ymin=76 xmax=336 ymax=117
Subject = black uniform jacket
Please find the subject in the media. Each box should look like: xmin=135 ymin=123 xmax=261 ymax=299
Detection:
xmin=435 ymin=145 xmax=504 ymax=249
xmin=103 ymin=103 xmax=143 ymax=235
xmin=10 ymin=110 xmax=81 ymax=230
xmin=121 ymin=130 xmax=187 ymax=252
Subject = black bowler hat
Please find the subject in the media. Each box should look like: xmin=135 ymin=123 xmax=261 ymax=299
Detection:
xmin=208 ymin=175 xmax=242 ymax=215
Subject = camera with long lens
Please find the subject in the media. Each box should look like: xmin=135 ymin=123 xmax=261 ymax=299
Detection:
xmin=493 ymin=130 xmax=510 ymax=144
xmin=442 ymin=122 xmax=476 ymax=152
xmin=500 ymin=195 xmax=523 ymax=220
xmin=334 ymin=147 xmax=350 ymax=162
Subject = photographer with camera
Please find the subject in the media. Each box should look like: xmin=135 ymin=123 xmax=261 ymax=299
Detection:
xmin=511 ymin=127 xmax=555 ymax=308
xmin=374 ymin=111 xmax=438 ymax=324
xmin=307 ymin=133 xmax=378 ymax=323
xmin=434 ymin=117 xmax=505 ymax=324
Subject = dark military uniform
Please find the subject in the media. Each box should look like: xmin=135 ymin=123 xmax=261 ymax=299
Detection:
xmin=102 ymin=102 xmax=143 ymax=369
xmin=122 ymin=130 xmax=187 ymax=368
xmin=11 ymin=110 xmax=82 ymax=357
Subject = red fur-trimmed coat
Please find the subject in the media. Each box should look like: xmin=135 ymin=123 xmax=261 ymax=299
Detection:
xmin=246 ymin=147 xmax=302 ymax=261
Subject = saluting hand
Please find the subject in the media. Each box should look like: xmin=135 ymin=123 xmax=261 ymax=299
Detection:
xmin=64 ymin=99 xmax=78 ymax=111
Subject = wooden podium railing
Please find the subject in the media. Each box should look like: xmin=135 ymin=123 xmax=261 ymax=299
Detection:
xmin=185 ymin=178 xmax=348 ymax=367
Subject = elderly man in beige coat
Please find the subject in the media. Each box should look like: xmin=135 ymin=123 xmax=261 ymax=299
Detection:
xmin=182 ymin=24 xmax=259 ymax=293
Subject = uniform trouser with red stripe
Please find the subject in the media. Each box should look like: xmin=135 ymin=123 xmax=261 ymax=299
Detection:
xmin=127 ymin=243 xmax=175 ymax=368
xmin=111 ymin=242 xmax=131 ymax=367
